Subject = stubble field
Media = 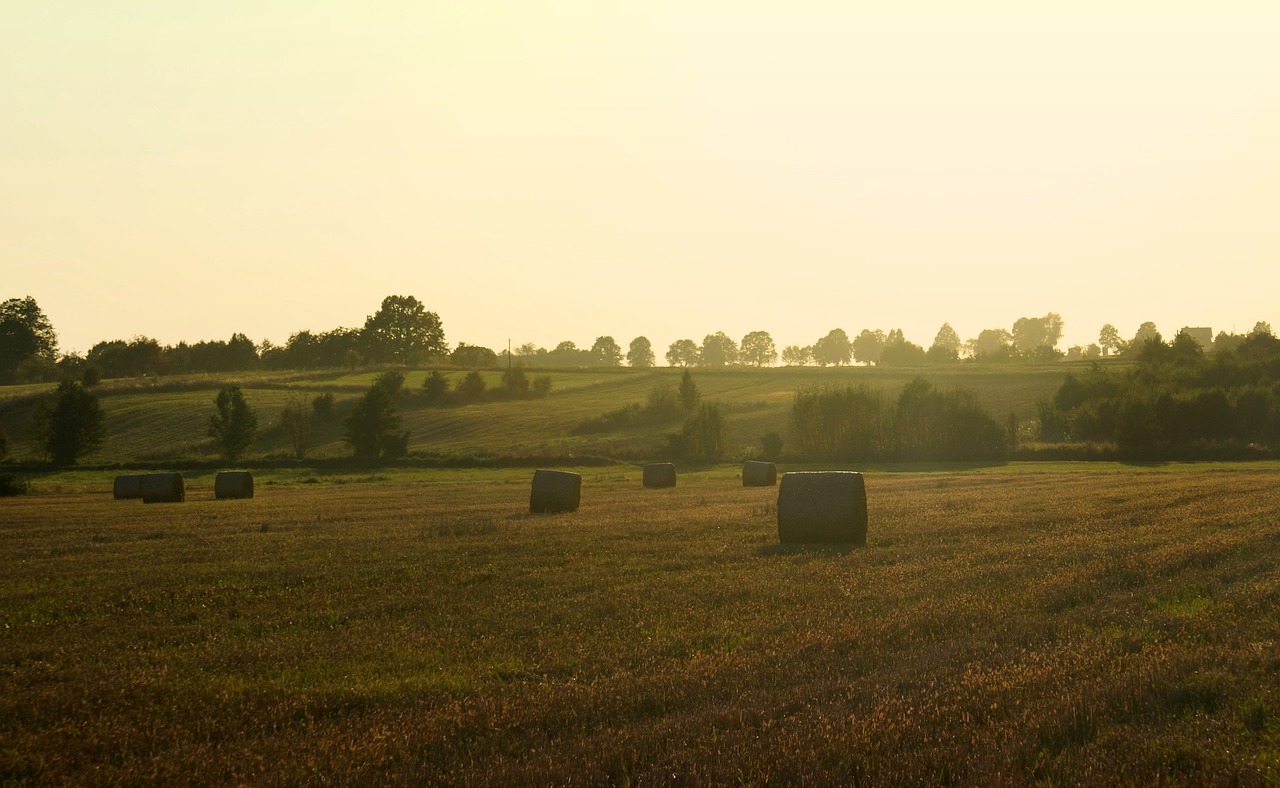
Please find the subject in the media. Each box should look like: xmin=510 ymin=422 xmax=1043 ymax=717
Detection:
xmin=2 ymin=463 xmax=1279 ymax=784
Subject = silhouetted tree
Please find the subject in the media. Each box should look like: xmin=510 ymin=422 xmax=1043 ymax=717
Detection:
xmin=927 ymin=323 xmax=962 ymax=363
xmin=666 ymin=339 xmax=700 ymax=367
xmin=1124 ymin=322 xmax=1160 ymax=356
xmin=362 ymin=295 xmax=446 ymax=364
xmin=1011 ymin=313 xmax=1064 ymax=356
xmin=280 ymin=397 xmax=314 ymax=460
xmin=812 ymin=328 xmax=853 ymax=367
xmin=781 ymin=344 xmax=812 ymax=366
xmin=451 ymin=343 xmax=498 ymax=368
xmin=852 ymin=329 xmax=886 ymax=366
xmin=32 ymin=380 xmax=106 ymax=465
xmin=969 ymin=328 xmax=1015 ymax=361
xmin=501 ymin=364 xmax=530 ymax=397
xmin=740 ymin=330 xmax=777 ymax=367
xmin=700 ymin=332 xmax=739 ymax=367
xmin=880 ymin=330 xmax=927 ymax=365
xmin=590 ymin=336 xmax=623 ymax=367
xmin=1251 ymin=321 xmax=1274 ymax=337
xmin=681 ymin=402 xmax=725 ymax=459
xmin=87 ymin=336 xmax=167 ymax=378
xmin=421 ymin=370 xmax=450 ymax=403
xmin=678 ymin=369 xmax=701 ymax=415
xmin=208 ymin=386 xmax=258 ymax=461
xmin=343 ymin=381 xmax=404 ymax=460
xmin=1098 ymin=324 xmax=1125 ymax=357
xmin=455 ymin=370 xmax=487 ymax=401
xmin=0 ymin=296 xmax=58 ymax=385
xmin=627 ymin=336 xmax=655 ymax=368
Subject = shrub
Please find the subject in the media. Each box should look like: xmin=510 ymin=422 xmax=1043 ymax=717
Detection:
xmin=421 ymin=371 xmax=450 ymax=404
xmin=312 ymin=392 xmax=335 ymax=420
xmin=682 ymin=402 xmax=725 ymax=460
xmin=455 ymin=371 xmax=487 ymax=402
xmin=531 ymin=375 xmax=553 ymax=398
xmin=760 ymin=431 xmax=783 ymax=461
xmin=0 ymin=473 xmax=29 ymax=496
xmin=32 ymin=380 xmax=107 ymax=466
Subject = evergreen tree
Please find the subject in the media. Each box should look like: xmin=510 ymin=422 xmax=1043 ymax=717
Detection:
xmin=343 ymin=382 xmax=404 ymax=460
xmin=33 ymin=380 xmax=106 ymax=465
xmin=208 ymin=386 xmax=258 ymax=461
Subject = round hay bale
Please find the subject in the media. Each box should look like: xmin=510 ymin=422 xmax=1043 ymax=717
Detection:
xmin=642 ymin=462 xmax=677 ymax=489
xmin=776 ymin=471 xmax=868 ymax=546
xmin=530 ymin=469 xmax=581 ymax=514
xmin=214 ymin=471 xmax=254 ymax=500
xmin=112 ymin=474 xmax=145 ymax=500
xmin=742 ymin=460 xmax=778 ymax=487
xmin=141 ymin=472 xmax=185 ymax=504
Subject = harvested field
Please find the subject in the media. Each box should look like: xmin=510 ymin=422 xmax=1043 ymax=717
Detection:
xmin=2 ymin=464 xmax=1279 ymax=783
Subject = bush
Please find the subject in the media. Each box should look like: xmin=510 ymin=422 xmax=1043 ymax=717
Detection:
xmin=531 ymin=375 xmax=552 ymax=398
xmin=312 ymin=392 xmax=335 ymax=420
xmin=421 ymin=370 xmax=450 ymax=404
xmin=760 ymin=431 xmax=783 ymax=461
xmin=0 ymin=473 xmax=29 ymax=496
xmin=455 ymin=371 xmax=487 ymax=402
xmin=32 ymin=380 xmax=107 ymax=466
xmin=682 ymin=402 xmax=725 ymax=460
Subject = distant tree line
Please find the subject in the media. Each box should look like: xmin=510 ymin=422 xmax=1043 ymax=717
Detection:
xmin=4 ymin=293 xmax=1277 ymax=386
xmin=1037 ymin=325 xmax=1280 ymax=456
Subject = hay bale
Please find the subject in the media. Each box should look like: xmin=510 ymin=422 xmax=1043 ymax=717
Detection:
xmin=776 ymin=471 xmax=868 ymax=546
xmin=529 ymin=469 xmax=581 ymax=514
xmin=642 ymin=462 xmax=677 ymax=489
xmin=214 ymin=471 xmax=254 ymax=500
xmin=141 ymin=472 xmax=185 ymax=504
xmin=112 ymin=474 xmax=145 ymax=500
xmin=742 ymin=460 xmax=778 ymax=487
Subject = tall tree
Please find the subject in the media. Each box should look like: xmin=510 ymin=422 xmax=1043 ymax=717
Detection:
xmin=927 ymin=323 xmax=962 ymax=362
xmin=781 ymin=344 xmax=812 ymax=366
xmin=852 ymin=329 xmax=886 ymax=366
xmin=678 ymin=369 xmax=701 ymax=415
xmin=740 ymin=330 xmax=778 ymax=367
xmin=32 ymin=380 xmax=106 ymax=465
xmin=362 ymin=295 xmax=446 ymax=364
xmin=280 ymin=397 xmax=314 ymax=460
xmin=627 ymin=336 xmax=655 ymax=368
xmin=0 ymin=296 xmax=58 ymax=384
xmin=666 ymin=339 xmax=700 ymax=367
xmin=1098 ymin=324 xmax=1125 ymax=357
xmin=590 ymin=336 xmax=623 ymax=367
xmin=700 ymin=332 xmax=739 ymax=367
xmin=208 ymin=386 xmax=258 ymax=461
xmin=343 ymin=379 xmax=405 ymax=460
xmin=1126 ymin=322 xmax=1161 ymax=355
xmin=969 ymin=328 xmax=1015 ymax=360
xmin=1011 ymin=313 xmax=1065 ymax=355
xmin=813 ymin=328 xmax=853 ymax=367
xmin=881 ymin=330 xmax=927 ymax=365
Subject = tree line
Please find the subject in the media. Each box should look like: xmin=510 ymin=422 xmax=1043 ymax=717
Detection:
xmin=6 ymin=293 xmax=1273 ymax=385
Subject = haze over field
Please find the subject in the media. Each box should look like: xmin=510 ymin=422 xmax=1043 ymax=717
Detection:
xmin=4 ymin=3 xmax=1279 ymax=356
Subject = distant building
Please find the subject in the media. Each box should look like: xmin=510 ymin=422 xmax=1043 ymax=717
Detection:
xmin=1179 ymin=326 xmax=1213 ymax=348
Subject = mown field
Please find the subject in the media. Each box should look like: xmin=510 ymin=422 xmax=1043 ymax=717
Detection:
xmin=0 ymin=362 xmax=1081 ymax=465
xmin=3 ymin=463 xmax=1279 ymax=783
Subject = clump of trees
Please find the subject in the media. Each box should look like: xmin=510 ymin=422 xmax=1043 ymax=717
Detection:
xmin=790 ymin=379 xmax=1006 ymax=462
xmin=1036 ymin=328 xmax=1280 ymax=457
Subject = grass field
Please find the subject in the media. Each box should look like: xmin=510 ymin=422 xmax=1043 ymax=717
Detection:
xmin=0 ymin=362 xmax=1081 ymax=465
xmin=3 ymin=462 xmax=1278 ymax=783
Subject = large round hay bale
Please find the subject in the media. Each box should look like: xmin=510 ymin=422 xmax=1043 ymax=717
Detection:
xmin=112 ymin=474 xmax=145 ymax=500
xmin=776 ymin=471 xmax=868 ymax=546
xmin=530 ymin=469 xmax=581 ymax=514
xmin=742 ymin=460 xmax=778 ymax=487
xmin=214 ymin=471 xmax=254 ymax=500
xmin=642 ymin=462 xmax=677 ymax=489
xmin=141 ymin=472 xmax=185 ymax=504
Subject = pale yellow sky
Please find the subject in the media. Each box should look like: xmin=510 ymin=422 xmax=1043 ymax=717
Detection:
xmin=3 ymin=2 xmax=1278 ymax=358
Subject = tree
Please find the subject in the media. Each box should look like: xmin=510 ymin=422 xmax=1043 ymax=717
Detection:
xmin=590 ymin=336 xmax=623 ymax=367
xmin=781 ymin=345 xmax=812 ymax=366
xmin=362 ymin=294 xmax=447 ymax=364
xmin=812 ymin=328 xmax=853 ymax=367
xmin=681 ymin=402 xmax=725 ymax=459
xmin=740 ymin=331 xmax=777 ymax=367
xmin=421 ymin=370 xmax=450 ymax=403
xmin=32 ymin=380 xmax=106 ymax=465
xmin=969 ymin=328 xmax=1015 ymax=360
xmin=455 ymin=370 xmax=487 ymax=401
xmin=501 ymin=364 xmax=530 ymax=397
xmin=880 ymin=330 xmax=926 ymax=366
xmin=678 ymin=369 xmax=701 ymax=415
xmin=0 ymin=296 xmax=58 ymax=384
xmin=1011 ymin=313 xmax=1064 ymax=356
xmin=208 ymin=386 xmax=258 ymax=461
xmin=1125 ymin=322 xmax=1160 ymax=356
xmin=927 ymin=323 xmax=962 ymax=363
xmin=852 ymin=329 xmax=886 ymax=366
xmin=627 ymin=336 xmax=655 ymax=368
xmin=700 ymin=332 xmax=739 ymax=367
xmin=1098 ymin=324 xmax=1125 ymax=357
xmin=451 ymin=343 xmax=498 ymax=368
xmin=1251 ymin=321 xmax=1274 ymax=337
xmin=666 ymin=339 xmax=700 ymax=367
xmin=343 ymin=381 xmax=404 ymax=460
xmin=280 ymin=397 xmax=314 ymax=460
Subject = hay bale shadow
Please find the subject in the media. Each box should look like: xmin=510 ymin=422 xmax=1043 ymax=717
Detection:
xmin=756 ymin=543 xmax=859 ymax=557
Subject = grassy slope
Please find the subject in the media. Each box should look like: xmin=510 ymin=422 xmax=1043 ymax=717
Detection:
xmin=0 ymin=361 xmax=1086 ymax=464
xmin=1 ymin=464 xmax=1278 ymax=783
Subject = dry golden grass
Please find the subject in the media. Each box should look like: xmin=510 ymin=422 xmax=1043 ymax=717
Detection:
xmin=2 ymin=464 xmax=1278 ymax=784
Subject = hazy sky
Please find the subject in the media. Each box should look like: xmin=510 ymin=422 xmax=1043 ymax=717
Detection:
xmin=4 ymin=2 xmax=1279 ymax=358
